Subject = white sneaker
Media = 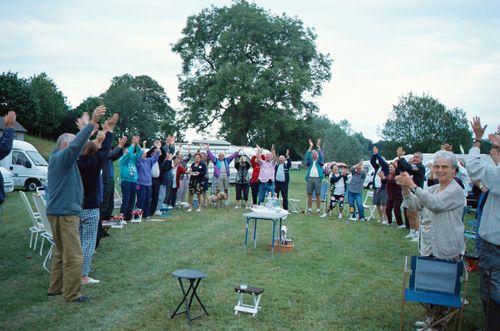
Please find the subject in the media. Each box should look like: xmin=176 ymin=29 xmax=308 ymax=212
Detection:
xmin=316 ymin=209 xmax=321 ymax=214
xmin=320 ymin=213 xmax=328 ymax=218
xmin=349 ymin=216 xmax=356 ymax=221
xmin=234 ymin=205 xmax=239 ymax=209
xmin=382 ymin=220 xmax=388 ymax=225
xmin=411 ymin=236 xmax=419 ymax=242
xmin=398 ymin=224 xmax=406 ymax=229
xmin=154 ymin=211 xmax=162 ymax=216
xmin=307 ymin=208 xmax=312 ymax=214
xmin=405 ymin=233 xmax=413 ymax=238
xmin=187 ymin=208 xmax=192 ymax=212
xmin=338 ymin=213 xmax=342 ymax=219
xmin=196 ymin=208 xmax=201 ymax=212
xmin=82 ymin=277 xmax=100 ymax=285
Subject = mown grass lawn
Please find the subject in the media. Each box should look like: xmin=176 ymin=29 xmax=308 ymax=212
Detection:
xmin=0 ymin=170 xmax=483 ymax=330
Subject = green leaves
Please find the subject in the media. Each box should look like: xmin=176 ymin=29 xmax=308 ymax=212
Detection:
xmin=381 ymin=92 xmax=472 ymax=154
xmin=172 ymin=0 xmax=332 ymax=145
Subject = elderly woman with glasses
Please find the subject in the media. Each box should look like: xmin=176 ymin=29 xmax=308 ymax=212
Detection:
xmin=397 ymin=150 xmax=465 ymax=260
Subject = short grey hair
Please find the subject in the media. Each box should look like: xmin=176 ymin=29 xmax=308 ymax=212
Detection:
xmin=56 ymin=133 xmax=76 ymax=148
xmin=433 ymin=150 xmax=458 ymax=168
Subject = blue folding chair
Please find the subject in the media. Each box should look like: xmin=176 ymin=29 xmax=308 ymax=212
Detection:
xmin=400 ymin=256 xmax=468 ymax=330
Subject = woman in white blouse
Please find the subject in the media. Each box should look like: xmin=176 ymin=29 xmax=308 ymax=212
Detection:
xmin=397 ymin=151 xmax=465 ymax=260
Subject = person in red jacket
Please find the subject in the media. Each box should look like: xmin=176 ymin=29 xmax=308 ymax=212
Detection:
xmin=250 ymin=154 xmax=264 ymax=206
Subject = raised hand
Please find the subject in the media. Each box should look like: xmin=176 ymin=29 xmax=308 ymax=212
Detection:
xmin=490 ymin=148 xmax=500 ymax=165
xmin=76 ymin=112 xmax=90 ymax=130
xmin=95 ymin=130 xmax=105 ymax=143
xmin=316 ymin=138 xmax=321 ymax=148
xmin=271 ymin=144 xmax=275 ymax=152
xmin=118 ymin=136 xmax=127 ymax=148
xmin=488 ymin=133 xmax=500 ymax=147
xmin=154 ymin=140 xmax=162 ymax=149
xmin=3 ymin=111 xmax=16 ymax=128
xmin=308 ymin=139 xmax=313 ymax=149
xmin=91 ymin=105 xmax=106 ymax=125
xmin=396 ymin=146 xmax=405 ymax=158
xmin=286 ymin=149 xmax=290 ymax=158
xmin=103 ymin=113 xmax=119 ymax=132
xmin=470 ymin=116 xmax=487 ymax=140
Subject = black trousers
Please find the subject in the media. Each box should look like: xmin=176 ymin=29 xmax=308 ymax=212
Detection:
xmin=97 ymin=180 xmax=114 ymax=249
xmin=275 ymin=181 xmax=289 ymax=210
xmin=99 ymin=180 xmax=115 ymax=221
xmin=250 ymin=182 xmax=259 ymax=205
xmin=170 ymin=187 xmax=178 ymax=207
xmin=235 ymin=183 xmax=249 ymax=201
xmin=150 ymin=177 xmax=161 ymax=215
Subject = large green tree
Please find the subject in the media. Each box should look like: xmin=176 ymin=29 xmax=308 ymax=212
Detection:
xmin=101 ymin=74 xmax=176 ymax=141
xmin=28 ymin=73 xmax=69 ymax=138
xmin=0 ymin=71 xmax=40 ymax=132
xmin=172 ymin=0 xmax=332 ymax=146
xmin=381 ymin=92 xmax=472 ymax=153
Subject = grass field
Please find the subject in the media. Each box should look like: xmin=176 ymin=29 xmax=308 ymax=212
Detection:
xmin=0 ymin=169 xmax=483 ymax=330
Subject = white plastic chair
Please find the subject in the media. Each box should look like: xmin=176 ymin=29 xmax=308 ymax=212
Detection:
xmin=362 ymin=191 xmax=377 ymax=221
xmin=19 ymin=191 xmax=45 ymax=250
xmin=114 ymin=187 xmax=122 ymax=209
xmin=32 ymin=193 xmax=55 ymax=273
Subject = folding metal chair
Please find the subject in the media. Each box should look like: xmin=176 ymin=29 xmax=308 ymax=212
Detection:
xmin=362 ymin=191 xmax=377 ymax=221
xmin=32 ymin=193 xmax=55 ymax=273
xmin=400 ymin=256 xmax=468 ymax=331
xmin=19 ymin=191 xmax=45 ymax=250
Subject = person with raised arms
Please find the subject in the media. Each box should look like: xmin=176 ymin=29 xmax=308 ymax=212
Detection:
xmin=46 ymin=105 xmax=106 ymax=303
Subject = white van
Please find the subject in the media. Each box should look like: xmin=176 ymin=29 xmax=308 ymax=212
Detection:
xmin=0 ymin=140 xmax=48 ymax=191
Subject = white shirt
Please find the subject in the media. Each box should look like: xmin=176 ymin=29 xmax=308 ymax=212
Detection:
xmin=172 ymin=165 xmax=178 ymax=189
xmin=309 ymin=161 xmax=319 ymax=178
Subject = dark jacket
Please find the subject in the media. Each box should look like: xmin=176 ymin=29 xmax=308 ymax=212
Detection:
xmin=102 ymin=146 xmax=123 ymax=184
xmin=329 ymin=173 xmax=348 ymax=193
xmin=77 ymin=132 xmax=113 ymax=209
xmin=370 ymin=153 xmax=389 ymax=190
xmin=274 ymin=157 xmax=292 ymax=183
xmin=235 ymin=160 xmax=251 ymax=185
xmin=0 ymin=128 xmax=15 ymax=204
xmin=397 ymin=157 xmax=425 ymax=188
xmin=159 ymin=158 xmax=173 ymax=185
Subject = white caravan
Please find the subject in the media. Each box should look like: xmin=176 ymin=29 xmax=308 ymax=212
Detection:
xmin=0 ymin=140 xmax=48 ymax=191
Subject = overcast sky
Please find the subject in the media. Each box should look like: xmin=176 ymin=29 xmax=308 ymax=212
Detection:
xmin=1 ymin=0 xmax=499 ymax=141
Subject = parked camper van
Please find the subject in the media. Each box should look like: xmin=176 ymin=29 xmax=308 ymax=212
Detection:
xmin=0 ymin=140 xmax=48 ymax=191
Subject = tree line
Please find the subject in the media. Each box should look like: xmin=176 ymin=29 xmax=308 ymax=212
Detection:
xmin=0 ymin=0 xmax=476 ymax=163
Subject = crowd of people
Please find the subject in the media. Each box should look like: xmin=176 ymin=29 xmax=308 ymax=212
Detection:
xmin=1 ymin=106 xmax=498 ymax=329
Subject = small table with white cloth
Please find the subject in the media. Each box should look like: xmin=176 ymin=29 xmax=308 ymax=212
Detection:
xmin=242 ymin=209 xmax=288 ymax=254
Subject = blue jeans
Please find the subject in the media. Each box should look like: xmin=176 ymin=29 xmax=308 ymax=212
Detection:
xmin=120 ymin=181 xmax=137 ymax=220
xmin=348 ymin=191 xmax=364 ymax=219
xmin=136 ymin=184 xmax=152 ymax=218
xmin=258 ymin=181 xmax=275 ymax=204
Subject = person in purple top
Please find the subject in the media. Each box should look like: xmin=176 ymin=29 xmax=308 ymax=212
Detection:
xmin=256 ymin=144 xmax=277 ymax=204
xmin=136 ymin=140 xmax=161 ymax=218
xmin=204 ymin=144 xmax=240 ymax=198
